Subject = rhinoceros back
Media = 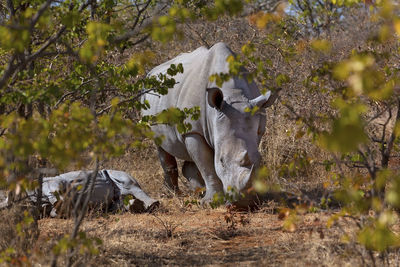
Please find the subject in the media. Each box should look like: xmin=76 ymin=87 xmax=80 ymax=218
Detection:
xmin=142 ymin=43 xmax=237 ymax=156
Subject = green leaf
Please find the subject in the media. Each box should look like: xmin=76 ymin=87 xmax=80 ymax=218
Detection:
xmin=62 ymin=11 xmax=81 ymax=28
xmin=318 ymin=99 xmax=367 ymax=153
xmin=275 ymin=74 xmax=290 ymax=86
xmin=358 ymin=221 xmax=400 ymax=252
xmin=311 ymin=39 xmax=332 ymax=53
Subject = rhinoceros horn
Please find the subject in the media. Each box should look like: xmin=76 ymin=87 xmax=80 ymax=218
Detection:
xmin=250 ymin=88 xmax=281 ymax=109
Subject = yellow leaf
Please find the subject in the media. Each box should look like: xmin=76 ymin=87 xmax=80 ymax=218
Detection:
xmin=394 ymin=19 xmax=400 ymax=36
xmin=394 ymin=121 xmax=400 ymax=137
xmin=96 ymin=39 xmax=106 ymax=47
xmin=126 ymin=50 xmax=155 ymax=75
xmin=253 ymin=179 xmax=268 ymax=193
xmin=111 ymin=97 xmax=119 ymax=107
xmin=341 ymin=234 xmax=350 ymax=243
xmin=248 ymin=11 xmax=281 ymax=29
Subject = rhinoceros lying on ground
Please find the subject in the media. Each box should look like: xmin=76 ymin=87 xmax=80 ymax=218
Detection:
xmin=0 ymin=170 xmax=159 ymax=217
xmin=142 ymin=42 xmax=279 ymax=205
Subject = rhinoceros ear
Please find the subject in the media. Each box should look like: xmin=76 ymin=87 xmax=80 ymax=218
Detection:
xmin=207 ymin=87 xmax=224 ymax=110
xmin=250 ymin=88 xmax=281 ymax=109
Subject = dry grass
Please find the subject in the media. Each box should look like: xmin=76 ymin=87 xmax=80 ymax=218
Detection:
xmin=0 ymin=204 xmax=39 ymax=256
xmin=3 ymin=7 xmax=400 ymax=267
xmin=35 ymin=205 xmax=400 ymax=266
xmin=15 ymin=139 xmax=397 ymax=266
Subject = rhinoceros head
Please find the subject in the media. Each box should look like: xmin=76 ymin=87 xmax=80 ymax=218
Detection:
xmin=206 ymin=87 xmax=279 ymax=193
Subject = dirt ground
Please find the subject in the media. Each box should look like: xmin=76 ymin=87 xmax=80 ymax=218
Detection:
xmin=36 ymin=204 xmax=391 ymax=266
xmin=4 ymin=147 xmax=400 ymax=266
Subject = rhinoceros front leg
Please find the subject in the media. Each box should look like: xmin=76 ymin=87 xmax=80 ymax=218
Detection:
xmin=182 ymin=161 xmax=205 ymax=192
xmin=184 ymin=134 xmax=223 ymax=204
xmin=157 ymin=146 xmax=180 ymax=194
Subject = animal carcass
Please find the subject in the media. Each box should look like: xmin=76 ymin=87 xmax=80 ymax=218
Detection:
xmin=1 ymin=170 xmax=159 ymax=217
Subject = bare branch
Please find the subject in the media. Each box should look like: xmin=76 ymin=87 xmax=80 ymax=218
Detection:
xmin=6 ymin=0 xmax=14 ymax=17
xmin=132 ymin=0 xmax=152 ymax=30
xmin=71 ymin=162 xmax=99 ymax=239
xmin=379 ymin=105 xmax=392 ymax=167
xmin=185 ymin=23 xmax=211 ymax=49
xmin=283 ymin=102 xmax=321 ymax=134
xmin=30 ymin=0 xmax=54 ymax=32
xmin=96 ymin=88 xmax=155 ymax=115
xmin=366 ymin=105 xmax=390 ymax=125
xmin=130 ymin=33 xmax=151 ymax=47
xmin=382 ymin=97 xmax=400 ymax=168
xmin=0 ymin=1 xmax=91 ymax=90
xmin=0 ymin=54 xmax=17 ymax=89
xmin=110 ymin=1 xmax=168 ymax=45
xmin=111 ymin=20 xmax=153 ymax=45
xmin=27 ymin=26 xmax=67 ymax=62
xmin=0 ymin=26 xmax=68 ymax=89
xmin=371 ymin=137 xmax=387 ymax=144
xmin=357 ymin=147 xmax=377 ymax=180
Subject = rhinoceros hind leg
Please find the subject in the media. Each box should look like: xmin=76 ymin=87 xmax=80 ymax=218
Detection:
xmin=157 ymin=146 xmax=180 ymax=194
xmin=182 ymin=161 xmax=205 ymax=192
xmin=184 ymin=134 xmax=223 ymax=204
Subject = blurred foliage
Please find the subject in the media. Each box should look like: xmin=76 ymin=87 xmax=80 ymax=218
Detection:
xmin=245 ymin=0 xmax=400 ymax=260
xmin=0 ymin=206 xmax=39 ymax=265
xmin=210 ymin=186 xmax=245 ymax=209
xmin=1 ymin=0 xmax=400 ymax=265
xmin=194 ymin=0 xmax=400 ymax=261
xmin=52 ymin=232 xmax=102 ymax=257
xmin=0 ymin=0 xmax=246 ymax=265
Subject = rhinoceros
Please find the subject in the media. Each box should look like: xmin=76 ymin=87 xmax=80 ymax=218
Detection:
xmin=142 ymin=43 xmax=279 ymax=205
xmin=0 ymin=170 xmax=159 ymax=216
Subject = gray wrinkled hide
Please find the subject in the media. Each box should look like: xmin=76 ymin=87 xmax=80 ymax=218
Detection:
xmin=8 ymin=170 xmax=159 ymax=217
xmin=142 ymin=43 xmax=277 ymax=204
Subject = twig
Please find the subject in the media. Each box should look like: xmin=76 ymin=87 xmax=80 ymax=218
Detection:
xmin=0 ymin=0 xmax=91 ymax=90
xmin=110 ymin=1 xmax=167 ymax=44
xmin=152 ymin=214 xmax=182 ymax=238
xmin=282 ymin=102 xmax=320 ymax=134
xmin=366 ymin=105 xmax=390 ymax=125
xmin=131 ymin=0 xmax=152 ymax=31
xmin=6 ymin=0 xmax=14 ymax=17
xmin=382 ymin=97 xmax=400 ymax=168
xmin=357 ymin=148 xmax=376 ymax=180
xmin=96 ymin=88 xmax=155 ymax=115
xmin=0 ymin=195 xmax=32 ymax=211
xmin=0 ymin=54 xmax=17 ymax=89
xmin=64 ymin=160 xmax=99 ymax=267
xmin=184 ymin=23 xmax=211 ymax=49
xmin=30 ymin=0 xmax=54 ymax=32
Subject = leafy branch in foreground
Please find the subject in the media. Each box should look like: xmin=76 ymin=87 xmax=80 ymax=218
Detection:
xmin=0 ymin=0 xmax=248 ymax=265
xmin=248 ymin=0 xmax=400 ymax=263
